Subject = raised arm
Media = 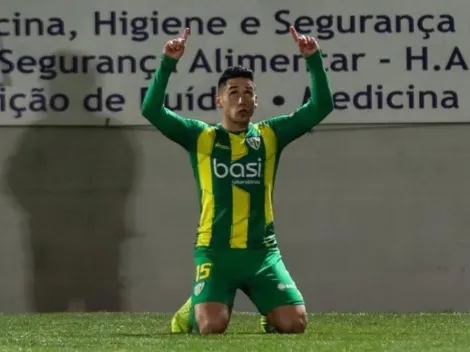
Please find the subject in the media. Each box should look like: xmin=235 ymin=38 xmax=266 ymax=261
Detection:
xmin=258 ymin=26 xmax=334 ymax=151
xmin=141 ymin=28 xmax=206 ymax=150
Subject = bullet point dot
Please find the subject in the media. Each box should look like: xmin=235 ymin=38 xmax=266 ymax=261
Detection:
xmin=273 ymin=96 xmax=285 ymax=106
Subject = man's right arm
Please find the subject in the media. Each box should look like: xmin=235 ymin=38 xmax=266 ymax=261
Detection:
xmin=141 ymin=54 xmax=205 ymax=150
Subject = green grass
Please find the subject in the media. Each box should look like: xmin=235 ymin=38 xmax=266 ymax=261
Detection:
xmin=0 ymin=312 xmax=469 ymax=351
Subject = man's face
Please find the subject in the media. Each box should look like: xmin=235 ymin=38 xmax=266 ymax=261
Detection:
xmin=217 ymin=78 xmax=257 ymax=125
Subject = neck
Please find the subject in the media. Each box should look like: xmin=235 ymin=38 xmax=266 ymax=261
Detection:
xmin=221 ymin=118 xmax=249 ymax=132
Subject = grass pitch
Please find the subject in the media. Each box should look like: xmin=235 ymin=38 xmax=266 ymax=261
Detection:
xmin=0 ymin=312 xmax=469 ymax=351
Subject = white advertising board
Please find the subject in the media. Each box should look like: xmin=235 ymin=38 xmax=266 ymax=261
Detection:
xmin=0 ymin=0 xmax=469 ymax=125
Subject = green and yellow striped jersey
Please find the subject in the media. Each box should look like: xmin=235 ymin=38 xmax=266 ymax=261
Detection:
xmin=142 ymin=51 xmax=334 ymax=251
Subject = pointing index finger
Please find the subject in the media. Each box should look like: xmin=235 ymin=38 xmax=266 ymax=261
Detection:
xmin=181 ymin=27 xmax=190 ymax=42
xmin=289 ymin=25 xmax=298 ymax=42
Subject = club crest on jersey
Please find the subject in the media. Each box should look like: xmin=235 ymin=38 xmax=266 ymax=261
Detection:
xmin=246 ymin=136 xmax=261 ymax=150
xmin=194 ymin=282 xmax=205 ymax=296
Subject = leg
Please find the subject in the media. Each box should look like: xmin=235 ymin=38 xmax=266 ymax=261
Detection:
xmin=194 ymin=302 xmax=231 ymax=334
xmin=172 ymin=296 xmax=233 ymax=334
xmin=267 ymin=304 xmax=307 ymax=333
xmin=172 ymin=251 xmax=237 ymax=334
xmin=244 ymin=250 xmax=306 ymax=334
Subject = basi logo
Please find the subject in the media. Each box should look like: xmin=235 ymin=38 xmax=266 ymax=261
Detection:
xmin=213 ymin=158 xmax=262 ymax=185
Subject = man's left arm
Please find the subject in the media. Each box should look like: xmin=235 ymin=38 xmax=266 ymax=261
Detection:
xmin=259 ymin=30 xmax=334 ymax=151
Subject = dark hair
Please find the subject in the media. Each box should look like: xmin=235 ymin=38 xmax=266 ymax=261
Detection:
xmin=217 ymin=66 xmax=254 ymax=90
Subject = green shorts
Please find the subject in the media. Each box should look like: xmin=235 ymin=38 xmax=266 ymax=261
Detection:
xmin=191 ymin=248 xmax=304 ymax=315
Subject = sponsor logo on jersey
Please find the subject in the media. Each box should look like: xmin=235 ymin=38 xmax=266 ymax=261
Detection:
xmin=213 ymin=158 xmax=262 ymax=185
xmin=277 ymin=283 xmax=297 ymax=291
xmin=214 ymin=142 xmax=230 ymax=150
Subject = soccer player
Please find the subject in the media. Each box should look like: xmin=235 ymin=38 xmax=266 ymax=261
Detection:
xmin=141 ymin=26 xmax=334 ymax=334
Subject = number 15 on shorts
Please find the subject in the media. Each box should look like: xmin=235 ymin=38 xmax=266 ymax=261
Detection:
xmin=195 ymin=263 xmax=212 ymax=281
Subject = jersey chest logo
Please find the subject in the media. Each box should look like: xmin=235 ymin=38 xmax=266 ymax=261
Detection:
xmin=246 ymin=136 xmax=261 ymax=150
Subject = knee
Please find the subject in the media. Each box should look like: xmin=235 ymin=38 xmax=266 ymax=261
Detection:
xmin=197 ymin=318 xmax=228 ymax=334
xmin=269 ymin=306 xmax=307 ymax=334
xmin=195 ymin=303 xmax=230 ymax=335
xmin=277 ymin=312 xmax=307 ymax=334
xmin=288 ymin=312 xmax=307 ymax=333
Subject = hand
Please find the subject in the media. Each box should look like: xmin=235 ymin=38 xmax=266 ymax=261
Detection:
xmin=289 ymin=26 xmax=319 ymax=57
xmin=163 ymin=28 xmax=190 ymax=60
